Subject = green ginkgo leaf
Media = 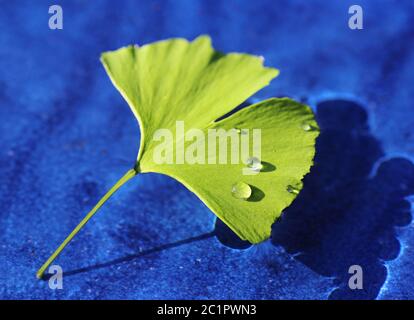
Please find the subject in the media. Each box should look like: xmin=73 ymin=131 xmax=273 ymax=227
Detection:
xmin=37 ymin=35 xmax=319 ymax=279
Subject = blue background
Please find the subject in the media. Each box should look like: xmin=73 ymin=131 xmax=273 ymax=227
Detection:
xmin=1 ymin=0 xmax=414 ymax=300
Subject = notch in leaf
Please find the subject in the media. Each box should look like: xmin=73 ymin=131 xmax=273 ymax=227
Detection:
xmin=37 ymin=36 xmax=319 ymax=279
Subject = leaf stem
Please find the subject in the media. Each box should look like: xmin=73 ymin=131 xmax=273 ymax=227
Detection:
xmin=36 ymin=168 xmax=137 ymax=279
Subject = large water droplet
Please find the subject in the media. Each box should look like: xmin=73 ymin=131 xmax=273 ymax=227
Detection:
xmin=246 ymin=156 xmax=263 ymax=172
xmin=286 ymin=185 xmax=300 ymax=195
xmin=232 ymin=182 xmax=252 ymax=200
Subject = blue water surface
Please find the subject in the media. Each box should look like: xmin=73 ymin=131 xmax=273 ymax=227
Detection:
xmin=0 ymin=0 xmax=414 ymax=299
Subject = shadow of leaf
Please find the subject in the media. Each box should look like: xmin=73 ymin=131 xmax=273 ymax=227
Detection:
xmin=271 ymin=99 xmax=414 ymax=299
xmin=62 ymin=232 xmax=215 ymax=278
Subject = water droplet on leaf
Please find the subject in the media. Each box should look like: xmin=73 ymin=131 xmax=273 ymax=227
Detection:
xmin=235 ymin=128 xmax=247 ymax=135
xmin=246 ymin=156 xmax=263 ymax=172
xmin=286 ymin=185 xmax=300 ymax=195
xmin=232 ymin=182 xmax=252 ymax=200
xmin=301 ymin=123 xmax=312 ymax=131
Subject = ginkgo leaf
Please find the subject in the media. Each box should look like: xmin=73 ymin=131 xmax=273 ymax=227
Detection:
xmin=37 ymin=35 xmax=319 ymax=278
xmin=142 ymin=98 xmax=318 ymax=243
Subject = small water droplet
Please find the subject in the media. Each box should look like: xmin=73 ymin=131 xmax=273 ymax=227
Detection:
xmin=246 ymin=156 xmax=263 ymax=172
xmin=235 ymin=128 xmax=247 ymax=135
xmin=232 ymin=182 xmax=252 ymax=200
xmin=301 ymin=123 xmax=313 ymax=131
xmin=287 ymin=185 xmax=300 ymax=195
